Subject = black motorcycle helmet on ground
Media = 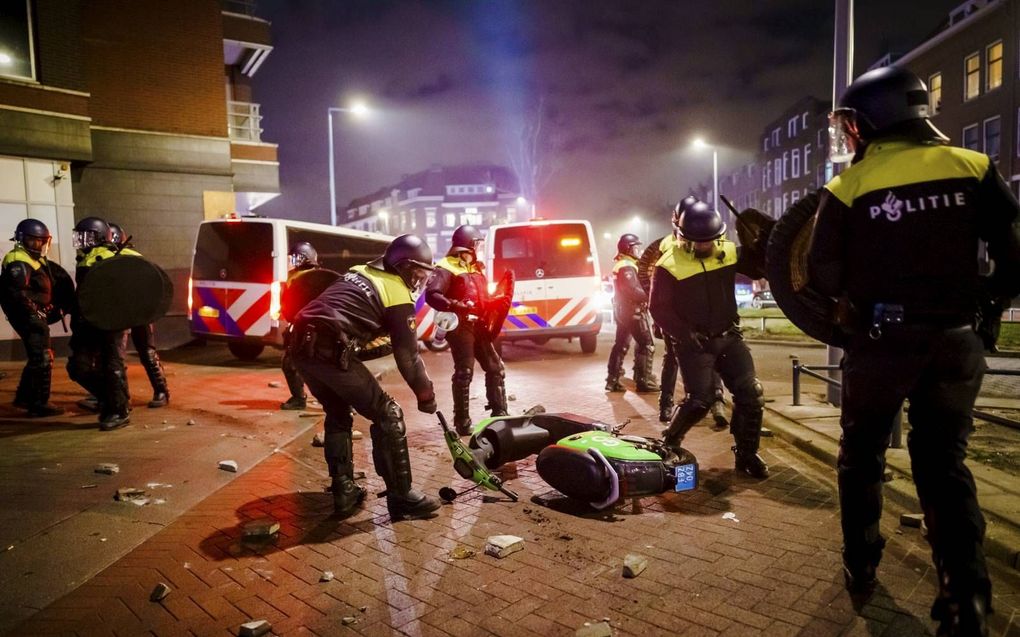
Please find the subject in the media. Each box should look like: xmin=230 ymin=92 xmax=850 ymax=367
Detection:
xmin=617 ymin=233 xmax=642 ymax=259
xmin=72 ymin=217 xmax=111 ymax=250
xmin=448 ymin=224 xmax=484 ymax=258
xmin=671 ymin=195 xmax=700 ymax=232
xmin=370 ymin=234 xmax=435 ymax=292
xmin=288 ymin=241 xmax=319 ymax=269
xmin=12 ymin=219 xmax=52 ymax=259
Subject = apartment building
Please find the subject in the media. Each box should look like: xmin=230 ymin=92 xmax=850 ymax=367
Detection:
xmin=340 ymin=164 xmax=528 ymax=256
xmin=0 ymin=0 xmax=279 ymax=344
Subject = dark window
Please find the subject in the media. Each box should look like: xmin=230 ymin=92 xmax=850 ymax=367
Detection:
xmin=984 ymin=116 xmax=1001 ymax=160
xmin=286 ymin=228 xmax=388 ymax=274
xmin=193 ymin=222 xmax=273 ymax=283
xmin=963 ymin=124 xmax=979 ymax=150
xmin=0 ymin=0 xmax=35 ymax=81
xmin=493 ymin=223 xmax=594 ymax=280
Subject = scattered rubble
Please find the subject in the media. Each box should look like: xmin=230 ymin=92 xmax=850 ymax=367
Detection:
xmin=759 ymin=427 xmax=773 ymax=438
xmin=900 ymin=513 xmax=924 ymax=528
xmin=218 ymin=460 xmax=238 ymax=473
xmin=319 ymin=571 xmax=334 ymax=582
xmin=149 ymin=582 xmax=171 ymax=602
xmin=311 ymin=432 xmax=325 ymax=447
xmin=485 ymin=535 xmax=524 ymax=559
xmin=341 ymin=616 xmax=357 ymax=626
xmin=242 ymin=518 xmax=280 ymax=539
xmin=622 ymin=555 xmax=648 ymax=578
xmin=351 ymin=430 xmax=363 ymax=440
xmin=80 ymin=484 xmax=97 ymax=489
xmin=115 ymin=487 xmax=148 ymax=505
xmin=508 ymin=394 xmax=516 ymax=401
xmin=186 ymin=419 xmax=197 ymax=426
xmin=238 ymin=619 xmax=272 ymax=637
xmin=721 ymin=512 xmax=739 ymax=523
xmin=268 ymin=381 xmax=281 ymax=388
xmin=94 ymin=463 xmax=119 ymax=475
xmin=523 ymin=404 xmax=546 ymax=416
xmin=883 ymin=468 xmax=894 ymax=483
xmin=576 ymin=621 xmax=613 ymax=637
xmin=449 ymin=546 xmax=475 ymax=560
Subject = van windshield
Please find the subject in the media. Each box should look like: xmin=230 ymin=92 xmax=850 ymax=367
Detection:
xmin=493 ymin=223 xmax=595 ymax=280
xmin=193 ymin=222 xmax=273 ymax=282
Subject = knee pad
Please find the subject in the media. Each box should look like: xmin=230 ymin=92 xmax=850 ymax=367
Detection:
xmin=452 ymin=367 xmax=473 ymax=385
xmin=485 ymin=367 xmax=505 ymax=383
xmin=377 ymin=399 xmax=406 ymax=438
xmin=677 ymin=396 xmax=711 ymax=422
xmin=733 ymin=378 xmax=765 ymax=409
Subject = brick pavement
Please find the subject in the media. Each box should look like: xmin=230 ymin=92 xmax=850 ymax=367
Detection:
xmin=9 ymin=338 xmax=1020 ymax=636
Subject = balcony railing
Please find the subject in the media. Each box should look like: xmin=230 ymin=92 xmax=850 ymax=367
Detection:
xmin=227 ymin=101 xmax=263 ymax=143
xmin=222 ymin=0 xmax=257 ymax=16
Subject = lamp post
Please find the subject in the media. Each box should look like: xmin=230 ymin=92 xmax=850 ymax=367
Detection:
xmin=327 ymin=100 xmax=370 ymax=226
xmin=692 ymin=137 xmax=719 ymax=214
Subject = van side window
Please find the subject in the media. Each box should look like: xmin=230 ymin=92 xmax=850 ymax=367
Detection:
xmin=286 ymin=229 xmax=387 ymax=273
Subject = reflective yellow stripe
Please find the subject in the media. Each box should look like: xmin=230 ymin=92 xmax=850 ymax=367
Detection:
xmin=612 ymin=256 xmax=638 ymax=273
xmin=119 ymin=247 xmax=142 ymax=257
xmin=350 ymin=264 xmax=412 ymax=307
xmin=658 ymin=235 xmax=676 ymax=252
xmin=436 ymin=255 xmax=481 ymax=276
xmin=656 ymin=240 xmax=737 ymax=282
xmin=2 ymin=247 xmax=43 ymax=270
xmin=825 ymin=142 xmax=989 ymax=207
xmin=80 ymin=246 xmax=119 ymax=267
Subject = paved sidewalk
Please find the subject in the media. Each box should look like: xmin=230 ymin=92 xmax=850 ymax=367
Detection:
xmin=10 ymin=339 xmax=1019 ymax=636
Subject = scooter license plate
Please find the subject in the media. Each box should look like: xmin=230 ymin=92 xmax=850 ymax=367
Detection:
xmin=674 ymin=463 xmax=697 ymax=492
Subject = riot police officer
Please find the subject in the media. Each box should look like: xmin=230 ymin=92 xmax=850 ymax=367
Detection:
xmin=0 ymin=219 xmax=65 ymax=417
xmin=291 ymin=234 xmax=441 ymax=521
xmin=425 ymin=225 xmax=508 ymax=435
xmin=67 ymin=217 xmax=131 ymax=431
xmin=650 ymin=202 xmax=768 ymax=479
xmin=606 ymin=233 xmax=658 ymax=393
xmin=808 ymin=66 xmax=1020 ymax=634
xmin=109 ymin=223 xmax=169 ymax=409
xmin=280 ymin=241 xmax=320 ymax=410
xmin=638 ymin=196 xmax=729 ymax=426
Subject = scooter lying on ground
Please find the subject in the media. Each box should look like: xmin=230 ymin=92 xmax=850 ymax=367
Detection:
xmin=437 ymin=409 xmax=698 ymax=510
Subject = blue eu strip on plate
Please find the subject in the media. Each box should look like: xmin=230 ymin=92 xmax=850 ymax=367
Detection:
xmin=674 ymin=463 xmax=697 ymax=492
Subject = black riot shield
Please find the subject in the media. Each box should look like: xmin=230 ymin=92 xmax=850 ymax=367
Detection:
xmin=77 ymin=256 xmax=174 ymax=331
xmin=485 ymin=269 xmax=515 ymax=341
xmin=280 ymin=268 xmax=339 ymax=323
xmin=764 ymin=190 xmax=846 ymax=347
xmin=46 ymin=260 xmax=76 ymax=324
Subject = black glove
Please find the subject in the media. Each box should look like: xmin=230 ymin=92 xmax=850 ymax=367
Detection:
xmin=417 ymin=396 xmax=438 ymax=414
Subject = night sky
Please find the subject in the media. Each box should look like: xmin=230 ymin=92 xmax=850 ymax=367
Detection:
xmin=254 ymin=0 xmax=962 ymax=239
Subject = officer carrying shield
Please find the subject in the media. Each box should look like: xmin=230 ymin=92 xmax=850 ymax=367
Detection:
xmin=425 ymin=225 xmax=508 ymax=435
xmin=0 ymin=219 xmax=66 ymax=417
xmin=606 ymin=233 xmax=659 ymax=393
xmin=809 ymin=66 xmax=1020 ymax=634
xmin=291 ymin=234 xmax=441 ymax=521
xmin=280 ymin=241 xmax=320 ymax=410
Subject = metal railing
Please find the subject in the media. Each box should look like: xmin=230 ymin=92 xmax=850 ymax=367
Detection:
xmin=227 ymin=101 xmax=263 ymax=143
xmin=222 ymin=0 xmax=257 ymax=16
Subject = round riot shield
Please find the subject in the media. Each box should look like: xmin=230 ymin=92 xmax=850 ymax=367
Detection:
xmin=78 ymin=256 xmax=174 ymax=331
xmin=281 ymin=268 xmax=339 ymax=323
xmin=46 ymin=260 xmax=76 ymax=324
xmin=764 ymin=191 xmax=846 ymax=347
xmin=485 ymin=269 xmax=515 ymax=341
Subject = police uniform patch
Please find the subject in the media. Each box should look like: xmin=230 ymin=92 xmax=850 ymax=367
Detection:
xmin=407 ymin=316 xmax=417 ymax=332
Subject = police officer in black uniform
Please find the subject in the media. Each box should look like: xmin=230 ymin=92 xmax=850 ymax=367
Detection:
xmin=0 ymin=219 xmax=65 ymax=417
xmin=606 ymin=233 xmax=659 ymax=393
xmin=650 ymin=202 xmax=769 ymax=479
xmin=67 ymin=217 xmax=131 ymax=431
xmin=638 ymin=196 xmax=729 ymax=427
xmin=291 ymin=234 xmax=441 ymax=521
xmin=808 ymin=66 xmax=1020 ymax=635
xmin=280 ymin=241 xmax=320 ymax=410
xmin=425 ymin=225 xmax=507 ymax=435
xmin=109 ymin=222 xmax=169 ymax=409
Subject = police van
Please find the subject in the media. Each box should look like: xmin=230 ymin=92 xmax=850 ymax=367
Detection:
xmin=189 ymin=216 xmax=390 ymax=360
xmin=485 ymin=219 xmax=602 ymax=353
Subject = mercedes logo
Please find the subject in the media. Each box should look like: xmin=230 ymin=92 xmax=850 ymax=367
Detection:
xmin=535 ymin=268 xmax=545 ymax=279
xmin=219 ymin=268 xmax=227 ymax=280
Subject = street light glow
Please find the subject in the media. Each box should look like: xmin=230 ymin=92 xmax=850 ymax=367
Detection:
xmin=348 ymin=100 xmax=370 ymax=118
xmin=692 ymin=137 xmax=708 ymax=150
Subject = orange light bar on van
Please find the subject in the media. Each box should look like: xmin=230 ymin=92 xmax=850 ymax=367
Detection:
xmin=270 ymin=280 xmax=283 ymax=321
xmin=197 ymin=306 xmax=220 ymax=318
xmin=187 ymin=277 xmax=193 ymax=314
xmin=560 ymin=237 xmax=581 ymax=247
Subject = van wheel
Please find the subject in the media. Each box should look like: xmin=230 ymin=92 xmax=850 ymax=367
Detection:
xmin=580 ymin=333 xmax=597 ymax=354
xmin=425 ymin=339 xmax=450 ymax=352
xmin=228 ymin=341 xmax=264 ymax=361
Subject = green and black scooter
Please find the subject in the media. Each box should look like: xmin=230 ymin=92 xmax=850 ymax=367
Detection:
xmin=437 ymin=410 xmax=698 ymax=510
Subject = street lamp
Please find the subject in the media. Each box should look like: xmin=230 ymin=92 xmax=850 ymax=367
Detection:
xmin=327 ymin=100 xmax=371 ymax=226
xmin=692 ymin=137 xmax=719 ymax=215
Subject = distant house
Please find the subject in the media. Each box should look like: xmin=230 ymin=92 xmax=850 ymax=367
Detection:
xmin=340 ymin=163 xmax=529 ymax=256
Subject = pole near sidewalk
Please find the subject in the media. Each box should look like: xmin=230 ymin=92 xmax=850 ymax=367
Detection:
xmin=827 ymin=0 xmax=854 ymax=407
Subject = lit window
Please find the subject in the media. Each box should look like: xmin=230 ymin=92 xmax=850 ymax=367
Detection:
xmin=965 ymin=53 xmax=980 ymax=100
xmin=929 ymin=72 xmax=942 ymax=114
xmin=791 ymin=148 xmax=801 ymax=178
xmin=962 ymin=124 xmax=979 ymax=150
xmin=782 ymin=151 xmax=789 ymax=181
xmin=803 ymin=143 xmax=812 ymax=175
xmin=984 ymin=116 xmax=1001 ymax=159
xmin=0 ymin=0 xmax=35 ymax=81
xmin=787 ymin=117 xmax=798 ymax=139
xmin=426 ymin=209 xmax=436 ymax=228
xmin=986 ymin=41 xmax=1003 ymax=91
xmin=444 ymin=213 xmax=456 ymax=228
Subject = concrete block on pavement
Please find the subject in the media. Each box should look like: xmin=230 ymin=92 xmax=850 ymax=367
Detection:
xmin=239 ymin=619 xmax=272 ymax=637
xmin=149 ymin=582 xmax=171 ymax=602
xmin=576 ymin=621 xmax=613 ymax=636
xmin=311 ymin=432 xmax=324 ymax=447
xmin=622 ymin=554 xmax=647 ymax=578
xmin=485 ymin=535 xmax=524 ymax=558
xmin=218 ymin=460 xmax=238 ymax=473
xmin=94 ymin=463 xmax=119 ymax=475
xmin=900 ymin=513 xmax=924 ymax=528
xmin=242 ymin=518 xmax=280 ymax=539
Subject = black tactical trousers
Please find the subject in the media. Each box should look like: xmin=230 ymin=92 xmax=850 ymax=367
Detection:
xmin=129 ymin=323 xmax=168 ymax=397
xmin=280 ymin=328 xmax=305 ymax=400
xmin=838 ymin=325 xmax=989 ymax=609
xmin=608 ymin=309 xmax=655 ymax=386
xmin=67 ymin=320 xmax=129 ymax=418
xmin=660 ymin=332 xmax=725 ymax=415
xmin=447 ymin=320 xmax=506 ymax=426
xmin=11 ymin=316 xmax=54 ymax=407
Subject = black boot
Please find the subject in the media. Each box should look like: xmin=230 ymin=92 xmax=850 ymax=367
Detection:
xmin=141 ymin=350 xmax=170 ymax=409
xmin=842 ymin=536 xmax=886 ymax=595
xmin=634 ymin=345 xmax=660 ymax=393
xmin=658 ymin=397 xmax=674 ymax=423
xmin=452 ymin=376 xmax=473 ymax=436
xmin=99 ymin=411 xmax=131 ymax=431
xmin=26 ymin=367 xmax=63 ymax=417
xmin=662 ymin=399 xmax=705 ymax=450
xmin=281 ymin=350 xmax=306 ymax=411
xmin=733 ymin=444 xmax=769 ymax=479
xmin=325 ymin=430 xmax=366 ymax=519
xmin=484 ymin=371 xmax=508 ymax=417
xmin=710 ymin=398 xmax=729 ymax=431
xmin=935 ymin=595 xmax=989 ymax=637
xmin=281 ymin=395 xmax=307 ymax=410
xmin=606 ymin=344 xmax=626 ymax=392
xmin=370 ymin=425 xmax=441 ymax=521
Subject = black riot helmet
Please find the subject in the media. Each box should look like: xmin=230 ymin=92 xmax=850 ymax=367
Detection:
xmin=616 ymin=233 xmax=642 ymax=258
xmin=12 ymin=218 xmax=52 ymax=259
xmin=671 ymin=195 xmax=700 ymax=230
xmin=677 ymin=201 xmax=726 ymax=242
xmin=108 ymin=222 xmax=125 ymax=246
xmin=449 ymin=224 xmax=484 ymax=257
xmin=288 ymin=241 xmax=319 ymax=269
xmin=72 ymin=216 xmax=111 ymax=250
xmin=370 ymin=234 xmax=435 ymax=292
xmin=830 ymin=66 xmax=947 ymax=160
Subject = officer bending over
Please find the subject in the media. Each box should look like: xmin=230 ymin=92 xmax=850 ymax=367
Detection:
xmin=606 ymin=233 xmax=658 ymax=393
xmin=291 ymin=234 xmax=441 ymax=521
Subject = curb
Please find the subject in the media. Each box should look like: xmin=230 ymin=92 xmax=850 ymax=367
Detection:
xmin=762 ymin=406 xmax=1020 ymax=571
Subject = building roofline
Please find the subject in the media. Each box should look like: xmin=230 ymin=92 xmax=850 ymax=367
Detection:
xmin=893 ymin=0 xmax=1003 ymax=66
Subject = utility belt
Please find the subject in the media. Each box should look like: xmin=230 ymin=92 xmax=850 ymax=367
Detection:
xmin=867 ymin=303 xmax=973 ymax=340
xmin=294 ymin=321 xmax=358 ymax=370
xmin=691 ymin=322 xmax=739 ymax=340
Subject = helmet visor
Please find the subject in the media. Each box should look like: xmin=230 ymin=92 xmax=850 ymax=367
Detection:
xmin=288 ymin=253 xmax=306 ymax=269
xmin=72 ymin=229 xmax=98 ymax=249
xmin=828 ymin=108 xmax=859 ymax=164
xmin=22 ymin=235 xmax=51 ymax=258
